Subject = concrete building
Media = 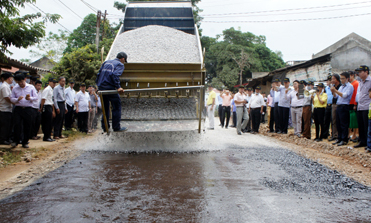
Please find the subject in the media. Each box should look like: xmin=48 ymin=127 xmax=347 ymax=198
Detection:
xmin=247 ymin=32 xmax=371 ymax=92
xmin=313 ymin=32 xmax=371 ymax=73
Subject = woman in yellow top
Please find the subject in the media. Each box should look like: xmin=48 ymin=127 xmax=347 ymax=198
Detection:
xmin=312 ymin=83 xmax=328 ymax=141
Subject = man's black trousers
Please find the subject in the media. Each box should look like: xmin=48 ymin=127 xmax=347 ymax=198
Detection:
xmin=269 ymin=106 xmax=275 ymax=132
xmin=279 ymin=106 xmax=290 ymax=134
xmin=78 ymin=112 xmax=89 ymax=133
xmin=357 ymin=110 xmax=369 ymax=146
xmin=251 ymin=108 xmax=261 ymax=132
xmin=218 ymin=104 xmax=223 ymax=125
xmin=323 ymin=105 xmax=332 ymax=138
xmin=13 ymin=107 xmax=32 ymax=146
xmin=54 ymin=102 xmax=66 ymax=137
xmin=65 ymin=104 xmax=74 ymax=130
xmin=233 ymin=111 xmax=237 ymax=127
xmin=0 ymin=111 xmax=12 ymax=143
xmin=336 ymin=105 xmax=350 ymax=142
xmin=31 ymin=108 xmax=41 ymax=138
xmin=274 ymin=103 xmax=280 ymax=132
xmin=42 ymin=105 xmax=53 ymax=140
xmin=221 ymin=106 xmax=231 ymax=127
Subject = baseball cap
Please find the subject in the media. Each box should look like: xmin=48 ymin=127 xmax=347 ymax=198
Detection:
xmin=30 ymin=76 xmax=38 ymax=82
xmin=355 ymin=65 xmax=369 ymax=72
xmin=48 ymin=77 xmax=57 ymax=83
xmin=283 ymin=78 xmax=290 ymax=83
xmin=238 ymin=85 xmax=245 ymax=88
xmin=327 ymin=75 xmax=332 ymax=80
xmin=80 ymin=82 xmax=86 ymax=86
xmin=316 ymin=83 xmax=325 ymax=88
xmin=307 ymin=81 xmax=314 ymax=85
xmin=69 ymin=79 xmax=75 ymax=84
xmin=117 ymin=52 xmax=128 ymax=63
xmin=246 ymin=87 xmax=253 ymax=91
xmin=255 ymin=86 xmax=261 ymax=90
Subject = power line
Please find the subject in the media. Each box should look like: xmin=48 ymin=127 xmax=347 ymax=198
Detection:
xmin=201 ymin=0 xmax=371 ymax=16
xmin=203 ymin=12 xmax=371 ymax=23
xmin=204 ymin=4 xmax=371 ymax=18
xmin=55 ymin=0 xmax=83 ymax=20
xmin=28 ymin=3 xmax=72 ymax=33
xmin=80 ymin=0 xmax=98 ymax=13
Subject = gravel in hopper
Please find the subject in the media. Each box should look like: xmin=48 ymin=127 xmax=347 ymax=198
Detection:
xmin=108 ymin=25 xmax=201 ymax=63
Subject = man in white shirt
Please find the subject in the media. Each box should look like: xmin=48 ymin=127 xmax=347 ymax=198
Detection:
xmin=234 ymin=86 xmax=248 ymax=135
xmin=64 ymin=79 xmax=76 ymax=130
xmin=243 ymin=87 xmax=253 ymax=132
xmin=275 ymin=78 xmax=292 ymax=134
xmin=41 ymin=77 xmax=57 ymax=142
xmin=75 ymin=83 xmax=91 ymax=133
xmin=249 ymin=86 xmax=265 ymax=134
xmin=0 ymin=72 xmax=14 ymax=145
xmin=286 ymin=80 xmax=304 ymax=137
xmin=31 ymin=80 xmax=42 ymax=140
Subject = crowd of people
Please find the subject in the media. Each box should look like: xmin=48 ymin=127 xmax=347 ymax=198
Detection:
xmin=0 ymin=71 xmax=102 ymax=148
xmin=206 ymin=65 xmax=371 ymax=153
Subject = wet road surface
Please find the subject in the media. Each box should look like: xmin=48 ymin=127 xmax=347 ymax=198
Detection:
xmin=0 ymin=135 xmax=370 ymax=222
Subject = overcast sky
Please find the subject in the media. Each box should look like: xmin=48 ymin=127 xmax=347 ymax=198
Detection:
xmin=7 ymin=0 xmax=371 ymax=63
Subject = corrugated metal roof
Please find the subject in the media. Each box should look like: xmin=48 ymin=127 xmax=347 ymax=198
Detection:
xmin=0 ymin=56 xmax=56 ymax=75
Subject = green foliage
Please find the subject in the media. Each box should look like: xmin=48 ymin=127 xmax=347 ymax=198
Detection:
xmin=29 ymin=30 xmax=68 ymax=63
xmin=54 ymin=38 xmax=114 ymax=87
xmin=0 ymin=0 xmax=61 ymax=59
xmin=64 ymin=14 xmax=116 ymax=54
xmin=202 ymin=27 xmax=285 ymax=90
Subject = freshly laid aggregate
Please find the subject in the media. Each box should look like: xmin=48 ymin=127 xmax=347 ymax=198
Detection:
xmin=249 ymin=146 xmax=371 ymax=196
xmin=108 ymin=25 xmax=201 ymax=63
xmin=121 ymin=98 xmax=198 ymax=120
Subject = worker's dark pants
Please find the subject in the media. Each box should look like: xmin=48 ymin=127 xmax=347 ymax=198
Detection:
xmin=13 ymin=107 xmax=32 ymax=146
xmin=357 ymin=110 xmax=369 ymax=146
xmin=54 ymin=102 xmax=66 ymax=138
xmin=269 ymin=106 xmax=275 ymax=132
xmin=323 ymin=104 xmax=332 ymax=139
xmin=279 ymin=106 xmax=290 ymax=134
xmin=251 ymin=108 xmax=261 ymax=132
xmin=336 ymin=105 xmax=350 ymax=143
xmin=78 ymin=112 xmax=89 ymax=133
xmin=65 ymin=104 xmax=74 ymax=130
xmin=261 ymin=106 xmax=266 ymax=123
xmin=274 ymin=103 xmax=280 ymax=132
xmin=0 ymin=111 xmax=12 ymax=143
xmin=221 ymin=106 xmax=231 ymax=128
xmin=101 ymin=94 xmax=122 ymax=131
xmin=243 ymin=110 xmax=252 ymax=131
xmin=42 ymin=105 xmax=53 ymax=140
xmin=31 ymin=108 xmax=41 ymax=138
xmin=233 ymin=111 xmax=237 ymax=127
xmin=313 ymin=107 xmax=325 ymax=139
xmin=218 ymin=104 xmax=223 ymax=125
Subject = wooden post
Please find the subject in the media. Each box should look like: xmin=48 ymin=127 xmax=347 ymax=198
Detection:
xmin=96 ymin=10 xmax=101 ymax=54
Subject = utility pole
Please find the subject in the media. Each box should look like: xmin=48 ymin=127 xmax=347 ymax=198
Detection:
xmin=96 ymin=10 xmax=102 ymax=53
xmin=102 ymin=10 xmax=107 ymax=39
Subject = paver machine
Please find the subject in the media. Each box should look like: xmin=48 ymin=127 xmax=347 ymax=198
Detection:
xmin=99 ymin=1 xmax=206 ymax=134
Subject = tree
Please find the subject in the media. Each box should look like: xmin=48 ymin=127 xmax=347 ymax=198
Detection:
xmin=202 ymin=28 xmax=285 ymax=90
xmin=53 ymin=38 xmax=114 ymax=87
xmin=0 ymin=0 xmax=61 ymax=60
xmin=29 ymin=30 xmax=68 ymax=63
xmin=64 ymin=14 xmax=116 ymax=54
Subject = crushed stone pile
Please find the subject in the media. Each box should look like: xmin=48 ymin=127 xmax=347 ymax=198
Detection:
xmin=108 ymin=25 xmax=201 ymax=63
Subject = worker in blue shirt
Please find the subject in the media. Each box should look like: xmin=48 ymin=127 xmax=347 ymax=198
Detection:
xmin=331 ymin=72 xmax=354 ymax=146
xmin=323 ymin=74 xmax=333 ymax=139
xmin=96 ymin=52 xmax=128 ymax=132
